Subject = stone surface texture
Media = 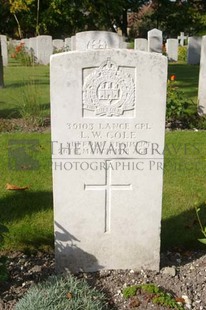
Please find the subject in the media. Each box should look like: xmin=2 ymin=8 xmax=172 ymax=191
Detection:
xmin=0 ymin=35 xmax=8 ymax=66
xmin=74 ymin=31 xmax=122 ymax=50
xmin=198 ymin=35 xmax=206 ymax=114
xmin=51 ymin=48 xmax=167 ymax=273
xmin=36 ymin=35 xmax=53 ymax=65
xmin=148 ymin=28 xmax=163 ymax=53
xmin=53 ymin=39 xmax=64 ymax=52
xmin=187 ymin=36 xmax=202 ymax=65
xmin=134 ymin=38 xmax=148 ymax=51
xmin=166 ymin=38 xmax=178 ymax=62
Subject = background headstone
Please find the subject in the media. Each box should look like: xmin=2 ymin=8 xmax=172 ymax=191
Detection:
xmin=0 ymin=35 xmax=8 ymax=66
xmin=53 ymin=39 xmax=64 ymax=52
xmin=178 ymin=32 xmax=187 ymax=46
xmin=29 ymin=37 xmax=37 ymax=59
xmin=21 ymin=38 xmax=30 ymax=51
xmin=74 ymin=31 xmax=122 ymax=50
xmin=166 ymin=39 xmax=178 ymax=62
xmin=198 ymin=35 xmax=206 ymax=114
xmin=51 ymin=48 xmax=167 ymax=273
xmin=148 ymin=28 xmax=163 ymax=53
xmin=71 ymin=35 xmax=76 ymax=51
xmin=36 ymin=35 xmax=53 ymax=65
xmin=134 ymin=38 xmax=148 ymax=51
xmin=64 ymin=37 xmax=71 ymax=51
xmin=0 ymin=41 xmax=4 ymax=88
xmin=187 ymin=36 xmax=202 ymax=65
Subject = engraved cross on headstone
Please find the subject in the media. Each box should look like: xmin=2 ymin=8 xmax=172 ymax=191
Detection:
xmin=84 ymin=163 xmax=132 ymax=233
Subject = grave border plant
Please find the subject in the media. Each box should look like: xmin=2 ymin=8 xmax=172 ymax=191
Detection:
xmin=14 ymin=274 xmax=109 ymax=310
xmin=166 ymin=75 xmax=206 ymax=130
xmin=123 ymin=283 xmax=185 ymax=309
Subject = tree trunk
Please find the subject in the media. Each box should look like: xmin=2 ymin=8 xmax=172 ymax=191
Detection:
xmin=13 ymin=14 xmax=22 ymax=38
xmin=122 ymin=8 xmax=128 ymax=37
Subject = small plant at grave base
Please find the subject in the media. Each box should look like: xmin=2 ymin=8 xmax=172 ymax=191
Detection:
xmin=195 ymin=203 xmax=206 ymax=245
xmin=19 ymin=79 xmax=44 ymax=127
xmin=123 ymin=283 xmax=185 ymax=309
xmin=14 ymin=275 xmax=109 ymax=310
xmin=0 ymin=222 xmax=9 ymax=282
xmin=166 ymin=75 xmax=197 ymax=128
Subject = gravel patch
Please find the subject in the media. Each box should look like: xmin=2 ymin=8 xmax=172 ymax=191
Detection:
xmin=0 ymin=250 xmax=206 ymax=309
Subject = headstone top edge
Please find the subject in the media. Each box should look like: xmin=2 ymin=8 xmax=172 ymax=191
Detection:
xmin=50 ymin=48 xmax=168 ymax=60
xmin=75 ymin=30 xmax=121 ymax=36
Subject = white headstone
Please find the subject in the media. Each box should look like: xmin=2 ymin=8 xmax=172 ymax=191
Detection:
xmin=71 ymin=35 xmax=76 ymax=51
xmin=198 ymin=36 xmax=206 ymax=114
xmin=134 ymin=38 xmax=148 ymax=51
xmin=29 ymin=37 xmax=37 ymax=58
xmin=36 ymin=35 xmax=53 ymax=65
xmin=187 ymin=36 xmax=202 ymax=65
xmin=178 ymin=32 xmax=187 ymax=46
xmin=51 ymin=48 xmax=167 ymax=273
xmin=74 ymin=31 xmax=122 ymax=50
xmin=11 ymin=39 xmax=21 ymax=47
xmin=64 ymin=37 xmax=71 ymax=51
xmin=53 ymin=39 xmax=64 ymax=52
xmin=148 ymin=28 xmax=163 ymax=53
xmin=0 ymin=35 xmax=8 ymax=66
xmin=166 ymin=39 xmax=178 ymax=62
xmin=21 ymin=38 xmax=29 ymax=47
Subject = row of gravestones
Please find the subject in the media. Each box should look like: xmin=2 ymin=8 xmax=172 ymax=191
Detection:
xmin=6 ymin=32 xmax=127 ymax=66
xmin=0 ymin=30 xmax=204 ymax=66
xmin=135 ymin=29 xmax=202 ymax=65
xmin=1 ymin=30 xmax=206 ymax=115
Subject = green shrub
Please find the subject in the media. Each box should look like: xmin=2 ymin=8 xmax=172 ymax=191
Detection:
xmin=166 ymin=79 xmax=196 ymax=128
xmin=178 ymin=46 xmax=187 ymax=62
xmin=123 ymin=284 xmax=184 ymax=309
xmin=15 ymin=275 xmax=108 ymax=310
xmin=123 ymin=285 xmax=138 ymax=299
xmin=166 ymin=79 xmax=206 ymax=129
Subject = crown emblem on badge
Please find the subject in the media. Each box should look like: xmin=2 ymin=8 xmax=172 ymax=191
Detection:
xmin=83 ymin=58 xmax=135 ymax=117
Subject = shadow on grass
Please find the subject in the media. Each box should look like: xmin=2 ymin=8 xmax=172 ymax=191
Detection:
xmin=0 ymin=102 xmax=50 ymax=119
xmin=0 ymin=190 xmax=53 ymax=222
xmin=4 ymin=80 xmax=49 ymax=89
xmin=161 ymin=201 xmax=206 ymax=252
xmin=0 ymin=108 xmax=21 ymax=119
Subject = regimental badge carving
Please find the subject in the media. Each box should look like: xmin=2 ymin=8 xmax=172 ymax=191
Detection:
xmin=83 ymin=58 xmax=135 ymax=117
xmin=87 ymin=39 xmax=108 ymax=49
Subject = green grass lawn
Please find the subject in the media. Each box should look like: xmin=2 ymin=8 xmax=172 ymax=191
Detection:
xmin=0 ymin=133 xmax=53 ymax=251
xmin=0 ymin=62 xmax=50 ymax=119
xmin=0 ymin=132 xmax=206 ymax=252
xmin=168 ymin=62 xmax=199 ymax=102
